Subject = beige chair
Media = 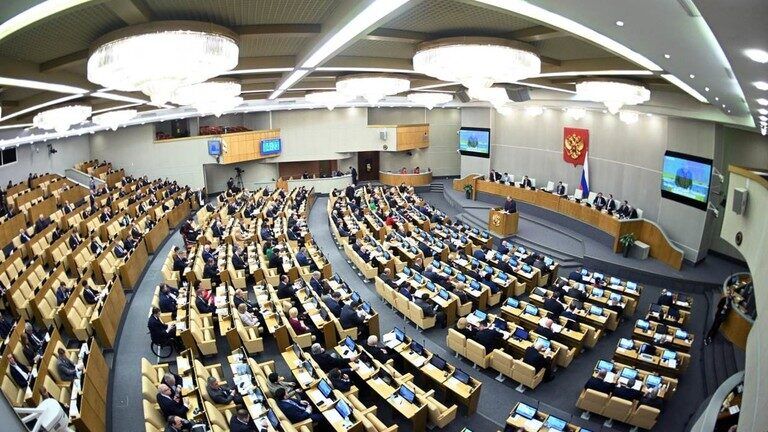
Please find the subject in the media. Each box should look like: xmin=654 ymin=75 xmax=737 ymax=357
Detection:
xmin=422 ymin=391 xmax=457 ymax=429
xmin=575 ymin=388 xmax=609 ymax=418
xmin=512 ymin=359 xmax=544 ymax=391
xmin=446 ymin=329 xmax=466 ymax=358
xmin=602 ymin=396 xmax=634 ymax=426
xmin=408 ymin=301 xmax=436 ymax=331
xmin=490 ymin=349 xmax=515 ymax=382
xmin=365 ymin=412 xmax=398 ymax=432
xmin=465 ymin=339 xmax=491 ymax=369
xmin=143 ymin=399 xmax=165 ymax=431
xmin=190 ymin=320 xmax=218 ymax=356
xmin=204 ymin=401 xmax=233 ymax=432
xmin=627 ymin=404 xmax=660 ymax=430
xmin=235 ymin=320 xmax=264 ymax=355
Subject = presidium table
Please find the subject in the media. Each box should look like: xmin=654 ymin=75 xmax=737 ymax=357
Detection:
xmin=454 ymin=175 xmax=684 ymax=270
xmin=379 ymin=170 xmax=433 ymax=187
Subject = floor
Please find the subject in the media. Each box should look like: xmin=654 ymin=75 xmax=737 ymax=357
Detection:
xmin=106 ymin=189 xmax=745 ymax=432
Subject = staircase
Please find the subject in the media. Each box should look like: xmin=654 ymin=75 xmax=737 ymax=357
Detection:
xmin=428 ymin=182 xmax=445 ymax=193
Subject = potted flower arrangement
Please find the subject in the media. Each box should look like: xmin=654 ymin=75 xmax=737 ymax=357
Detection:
xmin=619 ymin=233 xmax=636 ymax=257
xmin=463 ymin=184 xmax=473 ymax=199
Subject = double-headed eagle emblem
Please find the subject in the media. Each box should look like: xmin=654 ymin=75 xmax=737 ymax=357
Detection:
xmin=492 ymin=213 xmax=502 ymax=227
xmin=564 ymin=133 xmax=585 ymax=159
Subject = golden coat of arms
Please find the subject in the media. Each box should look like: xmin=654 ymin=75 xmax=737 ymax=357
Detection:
xmin=564 ymin=133 xmax=585 ymax=159
xmin=491 ymin=213 xmax=502 ymax=227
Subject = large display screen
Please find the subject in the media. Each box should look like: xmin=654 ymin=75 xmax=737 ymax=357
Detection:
xmin=260 ymin=138 xmax=282 ymax=156
xmin=660 ymin=150 xmax=712 ymax=210
xmin=458 ymin=127 xmax=490 ymax=158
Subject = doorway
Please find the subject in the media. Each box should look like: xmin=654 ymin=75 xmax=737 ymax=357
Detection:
xmin=357 ymin=151 xmax=379 ymax=181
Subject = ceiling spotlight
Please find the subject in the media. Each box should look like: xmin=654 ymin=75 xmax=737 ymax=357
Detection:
xmin=759 ymin=108 xmax=768 ymax=115
xmin=336 ymin=74 xmax=410 ymax=104
xmin=756 ymin=98 xmax=768 ymax=106
xmin=689 ymin=74 xmax=695 ymax=79
xmin=33 ymin=105 xmax=92 ymax=133
xmin=524 ymin=106 xmax=544 ymax=116
xmin=413 ymin=37 xmax=541 ymax=91
xmin=754 ymin=81 xmax=768 ymax=91
xmin=92 ymin=109 xmax=138 ymax=130
xmin=575 ymin=79 xmax=650 ymax=114
xmin=566 ymin=108 xmax=586 ymax=120
xmin=704 ymin=87 xmax=710 ymax=92
xmin=87 ymin=21 xmax=239 ymax=105
xmin=715 ymin=97 xmax=719 ymax=101
xmin=759 ymin=115 xmax=767 ymax=121
xmin=744 ymin=48 xmax=768 ymax=63
xmin=619 ymin=110 xmax=639 ymax=124
xmin=615 ymin=20 xmax=624 ymax=27
xmin=646 ymin=113 xmax=652 ymax=117
xmin=406 ymin=92 xmax=453 ymax=109
xmin=305 ymin=91 xmax=352 ymax=110
xmin=664 ymin=54 xmax=671 ymax=59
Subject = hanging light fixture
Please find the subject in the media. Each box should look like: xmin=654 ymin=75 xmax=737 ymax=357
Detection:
xmin=406 ymin=92 xmax=453 ymax=109
xmin=467 ymin=86 xmax=510 ymax=112
xmin=619 ymin=110 xmax=640 ymax=124
xmin=87 ymin=21 xmax=239 ymax=105
xmin=92 ymin=109 xmax=138 ymax=130
xmin=576 ymin=79 xmax=650 ymax=114
xmin=525 ymin=106 xmax=544 ymax=116
xmin=566 ymin=107 xmax=586 ymax=120
xmin=172 ymin=80 xmax=242 ymax=117
xmin=33 ymin=105 xmax=92 ymax=133
xmin=305 ymin=91 xmax=353 ymax=110
xmin=413 ymin=37 xmax=540 ymax=91
xmin=336 ymin=74 xmax=410 ymax=104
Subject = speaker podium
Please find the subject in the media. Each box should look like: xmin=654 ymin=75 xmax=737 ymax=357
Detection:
xmin=488 ymin=208 xmax=519 ymax=236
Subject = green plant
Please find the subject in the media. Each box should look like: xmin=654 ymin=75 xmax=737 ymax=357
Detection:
xmin=619 ymin=233 xmax=636 ymax=256
xmin=463 ymin=184 xmax=473 ymax=193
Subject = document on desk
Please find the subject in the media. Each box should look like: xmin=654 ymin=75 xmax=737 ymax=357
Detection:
xmin=297 ymin=371 xmax=313 ymax=386
xmin=324 ymin=407 xmax=343 ymax=424
xmin=355 ymin=360 xmax=374 ymax=375
xmin=409 ymin=355 xmax=426 ymax=368
xmin=551 ymin=323 xmax=563 ymax=333
xmin=182 ymin=376 xmax=194 ymax=390
xmin=605 ymin=372 xmax=616 ymax=382
xmin=524 ymin=418 xmax=543 ymax=431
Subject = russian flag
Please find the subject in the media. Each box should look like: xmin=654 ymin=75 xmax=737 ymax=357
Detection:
xmin=579 ymin=152 xmax=590 ymax=197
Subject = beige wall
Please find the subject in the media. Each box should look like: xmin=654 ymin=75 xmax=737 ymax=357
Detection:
xmin=0 ymin=135 xmax=91 ymax=185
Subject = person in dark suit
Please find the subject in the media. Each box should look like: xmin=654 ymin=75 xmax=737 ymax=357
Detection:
xmin=640 ymin=387 xmax=664 ymax=409
xmin=561 ymin=303 xmax=579 ymax=321
xmin=705 ymin=287 xmax=733 ymax=345
xmin=148 ymin=307 xmax=176 ymax=346
xmin=328 ymin=367 xmax=353 ymax=392
xmin=474 ymin=326 xmax=503 ymax=351
xmin=503 ymin=196 xmax=517 ymax=213
xmin=521 ymin=176 xmax=533 ymax=188
xmin=308 ymin=272 xmax=323 ymax=294
xmin=555 ymin=181 xmax=566 ymax=196
xmin=543 ymin=293 xmax=564 ymax=318
xmin=158 ymin=284 xmax=178 ymax=313
xmin=68 ymin=233 xmax=81 ymax=249
xmin=195 ymin=288 xmax=216 ymax=314
xmin=323 ymin=291 xmax=342 ymax=317
xmin=613 ymin=379 xmax=642 ymax=401
xmin=523 ymin=340 xmax=553 ymax=380
xmin=6 ymin=354 xmax=30 ymax=387
xmin=379 ymin=268 xmax=397 ymax=288
xmin=584 ymin=369 xmax=616 ymax=394
xmin=657 ymin=289 xmax=673 ymax=306
xmin=55 ymin=284 xmax=72 ymax=306
xmin=606 ymin=194 xmax=618 ymax=212
xmin=592 ymin=192 xmax=607 ymax=210
xmin=205 ymin=376 xmax=243 ymax=405
xmin=366 ymin=335 xmax=392 ymax=363
xmin=229 ymin=409 xmax=268 ymax=432
xmin=203 ymin=258 xmax=220 ymax=285
xmin=274 ymin=387 xmax=323 ymax=424
xmin=414 ymin=293 xmax=447 ymax=328
xmin=398 ymin=285 xmax=413 ymax=301
xmin=18 ymin=229 xmax=31 ymax=244
xmin=535 ymin=317 xmax=556 ymax=340
xmin=568 ymin=270 xmax=584 ymax=282
xmin=83 ymin=283 xmax=101 ymax=305
xmin=114 ymin=241 xmax=128 ymax=258
xmin=56 ymin=348 xmax=79 ymax=382
xmin=339 ymin=301 xmax=366 ymax=333
xmin=164 ymin=416 xmax=192 ymax=432
xmin=231 ymin=252 xmax=247 ymax=271
xmin=349 ymin=166 xmax=358 ymax=185
xmin=310 ymin=343 xmax=355 ymax=372
xmin=171 ymin=248 xmax=187 ymax=272
xmin=34 ymin=215 xmax=49 ymax=233
xmin=157 ymin=383 xmax=189 ymax=418
xmin=0 ymin=312 xmax=13 ymax=339
xmin=276 ymin=275 xmax=295 ymax=299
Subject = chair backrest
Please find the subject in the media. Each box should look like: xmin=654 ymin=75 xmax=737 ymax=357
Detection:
xmin=574 ymin=189 xmax=583 ymax=199
xmin=587 ymin=191 xmax=597 ymax=202
xmin=446 ymin=328 xmax=466 ymax=352
xmin=603 ymin=396 xmax=634 ymax=421
xmin=636 ymin=208 xmax=643 ymax=219
xmin=530 ymin=178 xmax=536 ymax=187
xmin=465 ymin=339 xmax=486 ymax=359
xmin=545 ymin=181 xmax=554 ymax=191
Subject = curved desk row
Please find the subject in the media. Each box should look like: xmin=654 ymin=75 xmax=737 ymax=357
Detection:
xmin=265 ymin=174 xmax=352 ymax=194
xmin=720 ymin=273 xmax=753 ymax=350
xmin=454 ymin=175 xmax=684 ymax=270
xmin=379 ymin=171 xmax=433 ymax=187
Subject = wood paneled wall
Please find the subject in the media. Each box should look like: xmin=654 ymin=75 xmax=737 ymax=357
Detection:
xmin=396 ymin=124 xmax=430 ymax=151
xmin=220 ymin=129 xmax=281 ymax=164
xmin=278 ymin=160 xmax=338 ymax=179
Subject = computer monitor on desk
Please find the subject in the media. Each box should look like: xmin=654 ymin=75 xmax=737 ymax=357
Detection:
xmin=515 ymin=402 xmax=537 ymax=419
xmin=430 ymin=354 xmax=447 ymax=371
xmin=398 ymin=385 xmax=416 ymax=403
xmin=453 ymin=369 xmax=470 ymax=385
xmin=336 ymin=399 xmax=353 ymax=418
xmin=545 ymin=415 xmax=567 ymax=431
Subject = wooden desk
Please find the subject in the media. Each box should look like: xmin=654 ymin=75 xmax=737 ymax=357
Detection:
xmin=489 ymin=208 xmax=518 ymax=236
xmin=455 ymin=177 xmax=684 ymax=269
xmin=119 ymin=238 xmax=149 ymax=290
xmin=379 ymin=171 xmax=433 ymax=187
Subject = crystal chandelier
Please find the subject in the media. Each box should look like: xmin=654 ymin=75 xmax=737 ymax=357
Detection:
xmin=92 ymin=109 xmax=138 ymax=130
xmin=406 ymin=92 xmax=453 ymax=109
xmin=414 ymin=37 xmax=540 ymax=91
xmin=33 ymin=105 xmax=92 ymax=133
xmin=576 ymin=79 xmax=650 ymax=114
xmin=172 ymin=80 xmax=242 ymax=117
xmin=566 ymin=108 xmax=586 ymax=120
xmin=336 ymin=74 xmax=410 ymax=104
xmin=619 ymin=110 xmax=640 ymax=124
xmin=467 ymin=86 xmax=510 ymax=111
xmin=87 ymin=22 xmax=239 ymax=105
xmin=305 ymin=91 xmax=353 ymax=110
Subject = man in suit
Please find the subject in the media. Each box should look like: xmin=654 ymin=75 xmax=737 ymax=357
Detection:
xmin=276 ymin=275 xmax=295 ymax=300
xmin=203 ymin=258 xmax=220 ymax=285
xmin=68 ymin=233 xmax=81 ymax=249
xmin=398 ymin=285 xmax=413 ymax=301
xmin=592 ymin=192 xmax=607 ymax=210
xmin=366 ymin=335 xmax=393 ymax=363
xmin=171 ymin=248 xmax=187 ymax=272
xmin=231 ymin=251 xmax=247 ymax=271
xmin=274 ymin=387 xmax=323 ymax=424
xmin=158 ymin=284 xmax=178 ymax=313
xmin=323 ymin=291 xmax=343 ymax=317
xmin=83 ymin=283 xmax=101 ymax=305
xmin=543 ymin=292 xmax=565 ymax=318
xmin=6 ymin=354 xmax=30 ymax=387
xmin=613 ymin=379 xmax=642 ymax=401
xmin=195 ymin=288 xmax=216 ymax=314
xmin=657 ymin=289 xmax=674 ymax=306
xmin=536 ymin=317 xmax=556 ymax=340
xmin=229 ymin=409 xmax=268 ymax=432
xmin=521 ymin=176 xmax=533 ymax=188
xmin=18 ymin=229 xmax=31 ymax=244
xmin=617 ymin=200 xmax=631 ymax=218
xmin=148 ymin=307 xmax=176 ymax=346
xmin=349 ymin=166 xmax=358 ymax=185
xmin=164 ymin=416 xmax=192 ymax=432
xmin=308 ymin=271 xmax=323 ymax=294
xmin=157 ymin=383 xmax=189 ymax=418
xmin=503 ymin=196 xmax=517 ymax=213
xmin=523 ymin=339 xmax=554 ymax=380
xmin=295 ymin=247 xmax=311 ymax=268
xmin=55 ymin=284 xmax=71 ymax=306
xmin=379 ymin=268 xmax=397 ymax=288
xmin=474 ymin=325 xmax=504 ymax=351
xmin=606 ymin=194 xmax=618 ymax=213
xmin=561 ymin=303 xmax=580 ymax=321
xmin=34 ymin=215 xmax=49 ymax=233
xmin=414 ymin=293 xmax=447 ymax=328
xmin=310 ymin=343 xmax=356 ymax=372
xmin=555 ymin=181 xmax=566 ymax=196
xmin=114 ymin=241 xmax=128 ymax=258
xmin=206 ymin=376 xmax=242 ymax=405
xmin=56 ymin=348 xmax=79 ymax=382
xmin=584 ymin=369 xmax=616 ymax=394
xmin=340 ymin=301 xmax=366 ymax=335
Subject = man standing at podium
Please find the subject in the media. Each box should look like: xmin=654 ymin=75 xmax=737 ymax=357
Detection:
xmin=504 ymin=196 xmax=517 ymax=213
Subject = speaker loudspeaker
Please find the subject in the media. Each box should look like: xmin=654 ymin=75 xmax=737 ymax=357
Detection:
xmin=504 ymin=86 xmax=530 ymax=102
xmin=456 ymin=90 xmax=470 ymax=103
xmin=731 ymin=188 xmax=748 ymax=215
xmin=379 ymin=130 xmax=388 ymax=141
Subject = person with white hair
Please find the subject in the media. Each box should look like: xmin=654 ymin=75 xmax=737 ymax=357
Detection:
xmin=308 ymin=270 xmax=323 ymax=294
xmin=310 ymin=342 xmax=357 ymax=372
xmin=366 ymin=335 xmax=392 ymax=363
xmin=536 ymin=316 xmax=555 ymax=340
xmin=523 ymin=338 xmax=554 ymax=381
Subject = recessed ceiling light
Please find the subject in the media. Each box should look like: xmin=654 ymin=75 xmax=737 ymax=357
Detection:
xmin=756 ymin=98 xmax=768 ymax=106
xmin=704 ymin=87 xmax=710 ymax=92
xmin=759 ymin=115 xmax=767 ymax=121
xmin=664 ymin=54 xmax=671 ymax=59
xmin=615 ymin=20 xmax=624 ymax=27
xmin=602 ymin=109 xmax=608 ymax=114
xmin=715 ymin=97 xmax=719 ymax=101
xmin=744 ymin=49 xmax=768 ymax=63
xmin=727 ymin=110 xmax=731 ymax=113
xmin=759 ymin=108 xmax=768 ymax=115
xmin=754 ymin=81 xmax=768 ymax=91
xmin=689 ymin=74 xmax=695 ymax=79
xmin=722 ymin=104 xmax=726 ymax=108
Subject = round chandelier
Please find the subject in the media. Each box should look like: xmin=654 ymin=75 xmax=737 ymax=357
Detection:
xmin=336 ymin=74 xmax=410 ymax=104
xmin=172 ymin=80 xmax=242 ymax=117
xmin=87 ymin=21 xmax=239 ymax=105
xmin=305 ymin=91 xmax=353 ymax=110
xmin=619 ymin=110 xmax=640 ymax=124
xmin=406 ymin=92 xmax=453 ymax=109
xmin=92 ymin=109 xmax=138 ymax=130
xmin=467 ymin=86 xmax=510 ymax=111
xmin=33 ymin=105 xmax=92 ymax=133
xmin=413 ymin=37 xmax=540 ymax=91
xmin=576 ymin=79 xmax=650 ymax=114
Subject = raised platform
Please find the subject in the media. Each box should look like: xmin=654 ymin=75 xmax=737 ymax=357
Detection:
xmin=440 ymin=179 xmax=745 ymax=291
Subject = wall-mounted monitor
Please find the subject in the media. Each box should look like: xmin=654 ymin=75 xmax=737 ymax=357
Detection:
xmin=458 ymin=127 xmax=490 ymax=158
xmin=660 ymin=150 xmax=712 ymax=210
xmin=207 ymin=140 xmax=222 ymax=156
xmin=260 ymin=138 xmax=282 ymax=156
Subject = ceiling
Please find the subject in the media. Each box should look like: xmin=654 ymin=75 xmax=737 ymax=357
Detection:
xmin=0 ymin=0 xmax=762 ymax=137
